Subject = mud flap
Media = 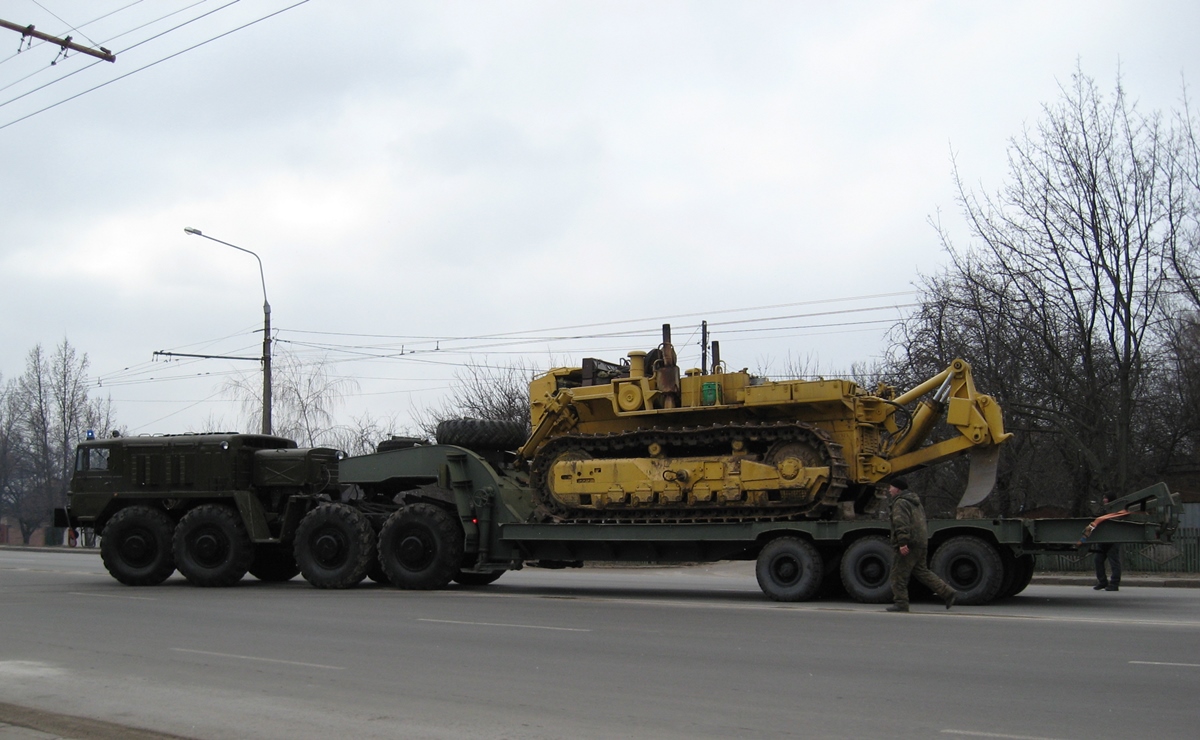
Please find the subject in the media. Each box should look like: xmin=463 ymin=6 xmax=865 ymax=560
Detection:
xmin=959 ymin=446 xmax=1000 ymax=508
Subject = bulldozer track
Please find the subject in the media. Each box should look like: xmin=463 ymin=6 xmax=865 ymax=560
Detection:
xmin=528 ymin=422 xmax=850 ymax=524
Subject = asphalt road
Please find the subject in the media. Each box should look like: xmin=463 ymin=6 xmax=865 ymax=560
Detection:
xmin=2 ymin=548 xmax=1198 ymax=740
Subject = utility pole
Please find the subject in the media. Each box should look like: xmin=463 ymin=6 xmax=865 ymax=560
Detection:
xmin=0 ymin=19 xmax=116 ymax=62
xmin=701 ymin=320 xmax=709 ymax=375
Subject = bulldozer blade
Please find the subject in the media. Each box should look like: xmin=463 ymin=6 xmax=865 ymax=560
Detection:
xmin=959 ymin=446 xmax=1000 ymax=508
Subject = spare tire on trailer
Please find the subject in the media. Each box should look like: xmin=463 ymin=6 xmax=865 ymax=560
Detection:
xmin=435 ymin=419 xmax=528 ymax=450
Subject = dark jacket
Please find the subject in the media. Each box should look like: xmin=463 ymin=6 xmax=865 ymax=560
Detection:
xmin=889 ymin=490 xmax=929 ymax=548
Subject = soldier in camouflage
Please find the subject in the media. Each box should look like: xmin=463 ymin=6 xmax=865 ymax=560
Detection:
xmin=886 ymin=478 xmax=958 ymax=612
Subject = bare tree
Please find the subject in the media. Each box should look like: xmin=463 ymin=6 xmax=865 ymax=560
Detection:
xmin=414 ymin=360 xmax=538 ymax=440
xmin=224 ymin=351 xmax=359 ymax=446
xmin=891 ymin=66 xmax=1196 ymax=513
xmin=5 ymin=340 xmax=101 ymax=543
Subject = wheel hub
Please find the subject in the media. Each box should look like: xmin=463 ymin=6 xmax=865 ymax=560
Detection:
xmin=950 ymin=558 xmax=980 ymax=588
xmin=398 ymin=534 xmax=432 ymax=567
xmin=772 ymin=555 xmax=801 ymax=585
xmin=313 ymin=530 xmax=346 ymax=566
xmin=192 ymin=531 xmax=227 ymax=566
xmin=858 ymin=557 xmax=886 ymax=586
xmin=120 ymin=532 xmax=151 ymax=564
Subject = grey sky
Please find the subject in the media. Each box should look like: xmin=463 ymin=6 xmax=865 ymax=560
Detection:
xmin=1 ymin=0 xmax=1197 ymax=435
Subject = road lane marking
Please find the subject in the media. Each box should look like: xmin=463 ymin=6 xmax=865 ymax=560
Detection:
xmin=68 ymin=591 xmax=157 ymax=601
xmin=942 ymin=731 xmax=1072 ymax=740
xmin=417 ymin=618 xmax=591 ymax=632
xmin=1129 ymin=660 xmax=1200 ymax=667
xmin=171 ymin=648 xmax=344 ymax=670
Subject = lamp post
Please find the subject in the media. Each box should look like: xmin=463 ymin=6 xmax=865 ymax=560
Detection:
xmin=183 ymin=227 xmax=272 ymax=435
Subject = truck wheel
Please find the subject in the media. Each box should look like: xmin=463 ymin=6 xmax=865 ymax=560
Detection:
xmin=99 ymin=506 xmax=176 ymax=586
xmin=367 ymin=557 xmax=391 ymax=585
xmin=378 ymin=503 xmax=463 ymax=590
xmin=248 ymin=544 xmax=301 ymax=582
xmin=453 ymin=571 xmax=504 ymax=587
xmin=173 ymin=504 xmax=254 ymax=587
xmin=756 ymin=536 xmax=823 ymax=602
xmin=839 ymin=535 xmax=894 ymax=603
xmin=294 ymin=504 xmax=375 ymax=589
xmin=931 ymin=536 xmax=1004 ymax=605
xmin=435 ymin=419 xmax=528 ymax=450
xmin=1009 ymin=554 xmax=1036 ymax=597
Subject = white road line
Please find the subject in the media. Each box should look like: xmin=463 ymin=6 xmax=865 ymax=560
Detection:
xmin=68 ymin=591 xmax=156 ymax=601
xmin=941 ymin=730 xmax=1072 ymax=740
xmin=171 ymin=648 xmax=345 ymax=670
xmin=1129 ymin=660 xmax=1200 ymax=668
xmin=417 ymin=618 xmax=591 ymax=632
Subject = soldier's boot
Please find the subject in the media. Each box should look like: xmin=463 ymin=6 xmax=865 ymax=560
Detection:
xmin=885 ymin=604 xmax=909 ymax=612
xmin=944 ymin=591 xmax=958 ymax=610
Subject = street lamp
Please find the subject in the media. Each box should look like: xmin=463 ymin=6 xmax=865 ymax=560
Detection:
xmin=183 ymin=227 xmax=272 ymax=435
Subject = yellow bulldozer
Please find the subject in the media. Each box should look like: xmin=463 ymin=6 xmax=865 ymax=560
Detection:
xmin=516 ymin=325 xmax=1010 ymax=522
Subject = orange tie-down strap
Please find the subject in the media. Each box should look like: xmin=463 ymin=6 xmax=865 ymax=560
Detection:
xmin=1078 ymin=510 xmax=1130 ymax=545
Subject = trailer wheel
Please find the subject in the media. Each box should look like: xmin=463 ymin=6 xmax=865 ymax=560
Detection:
xmin=454 ymin=571 xmax=504 ymax=587
xmin=248 ymin=544 xmax=301 ymax=582
xmin=931 ymin=536 xmax=1004 ymax=605
xmin=294 ymin=503 xmax=375 ymax=589
xmin=378 ymin=503 xmax=463 ymax=590
xmin=756 ymin=536 xmax=823 ymax=602
xmin=173 ymin=504 xmax=254 ymax=587
xmin=1009 ymin=554 xmax=1036 ymax=597
xmin=100 ymin=506 xmax=176 ymax=586
xmin=839 ymin=535 xmax=894 ymax=603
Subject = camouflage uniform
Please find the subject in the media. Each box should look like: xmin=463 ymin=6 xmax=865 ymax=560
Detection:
xmin=889 ymin=489 xmax=955 ymax=609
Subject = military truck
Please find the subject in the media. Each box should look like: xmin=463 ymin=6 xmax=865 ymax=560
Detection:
xmin=58 ymin=331 xmax=1181 ymax=604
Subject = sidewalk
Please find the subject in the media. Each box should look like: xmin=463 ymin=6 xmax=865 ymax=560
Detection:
xmin=1032 ymin=572 xmax=1200 ymax=588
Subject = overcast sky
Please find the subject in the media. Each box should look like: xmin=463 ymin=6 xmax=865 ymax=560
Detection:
xmin=1 ymin=0 xmax=1197 ymax=437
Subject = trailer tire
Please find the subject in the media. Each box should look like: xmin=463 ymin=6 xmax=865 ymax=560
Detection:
xmin=173 ymin=504 xmax=254 ymax=587
xmin=931 ymin=536 xmax=1004 ymax=605
xmin=294 ymin=504 xmax=375 ymax=589
xmin=248 ymin=544 xmax=301 ymax=582
xmin=435 ymin=419 xmax=528 ymax=450
xmin=840 ymin=535 xmax=894 ymax=603
xmin=454 ymin=570 xmax=504 ymax=587
xmin=100 ymin=506 xmax=176 ymax=586
xmin=1009 ymin=554 xmax=1036 ymax=597
xmin=379 ymin=503 xmax=463 ymax=590
xmin=756 ymin=537 xmax=823 ymax=602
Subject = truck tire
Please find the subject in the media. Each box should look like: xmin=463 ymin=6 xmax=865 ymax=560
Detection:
xmin=367 ymin=557 xmax=390 ymax=585
xmin=99 ymin=506 xmax=176 ymax=586
xmin=378 ymin=503 xmax=463 ymax=590
xmin=173 ymin=504 xmax=254 ymax=587
xmin=840 ymin=535 xmax=894 ymax=603
xmin=248 ymin=544 xmax=301 ymax=582
xmin=435 ymin=419 xmax=528 ymax=450
xmin=294 ymin=504 xmax=375 ymax=589
xmin=756 ymin=536 xmax=823 ymax=602
xmin=453 ymin=570 xmax=504 ymax=587
xmin=931 ymin=536 xmax=1004 ymax=605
